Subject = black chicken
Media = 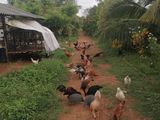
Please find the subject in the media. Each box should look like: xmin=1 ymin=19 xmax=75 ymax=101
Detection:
xmin=86 ymin=85 xmax=103 ymax=95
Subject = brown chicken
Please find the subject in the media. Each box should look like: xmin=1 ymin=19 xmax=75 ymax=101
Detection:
xmin=80 ymin=78 xmax=94 ymax=95
xmin=113 ymin=101 xmax=125 ymax=120
xmin=65 ymin=63 xmax=74 ymax=68
xmin=87 ymin=69 xmax=98 ymax=77
xmin=63 ymin=48 xmax=74 ymax=57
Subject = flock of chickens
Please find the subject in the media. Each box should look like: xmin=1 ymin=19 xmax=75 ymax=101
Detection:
xmin=55 ymin=40 xmax=132 ymax=120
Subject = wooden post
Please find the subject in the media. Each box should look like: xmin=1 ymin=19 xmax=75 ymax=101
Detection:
xmin=2 ymin=16 xmax=9 ymax=62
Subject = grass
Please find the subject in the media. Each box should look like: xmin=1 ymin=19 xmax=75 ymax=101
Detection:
xmin=97 ymin=40 xmax=160 ymax=120
xmin=0 ymin=50 xmax=69 ymax=120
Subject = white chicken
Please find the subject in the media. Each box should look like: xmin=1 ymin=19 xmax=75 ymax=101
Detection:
xmin=90 ymin=90 xmax=101 ymax=118
xmin=69 ymin=68 xmax=76 ymax=73
xmin=115 ymin=87 xmax=125 ymax=102
xmin=124 ymin=75 xmax=131 ymax=87
xmin=31 ymin=58 xmax=39 ymax=64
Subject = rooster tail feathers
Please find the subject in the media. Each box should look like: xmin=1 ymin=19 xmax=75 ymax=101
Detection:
xmin=93 ymin=52 xmax=103 ymax=57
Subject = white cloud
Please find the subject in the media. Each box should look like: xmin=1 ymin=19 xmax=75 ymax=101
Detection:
xmin=0 ymin=0 xmax=8 ymax=4
xmin=76 ymin=0 xmax=98 ymax=16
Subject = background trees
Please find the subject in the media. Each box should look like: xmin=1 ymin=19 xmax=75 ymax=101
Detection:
xmin=8 ymin=0 xmax=81 ymax=39
xmin=83 ymin=0 xmax=160 ymax=55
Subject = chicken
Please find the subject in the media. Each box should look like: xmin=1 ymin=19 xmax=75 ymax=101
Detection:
xmin=84 ymin=95 xmax=95 ymax=107
xmin=86 ymin=44 xmax=92 ymax=49
xmin=113 ymin=101 xmax=125 ymax=120
xmin=31 ymin=58 xmax=39 ymax=64
xmin=56 ymin=85 xmax=81 ymax=97
xmin=73 ymin=41 xmax=81 ymax=51
xmin=63 ymin=48 xmax=74 ymax=57
xmin=69 ymin=68 xmax=76 ymax=73
xmin=81 ymin=54 xmax=93 ymax=62
xmin=65 ymin=63 xmax=74 ymax=68
xmin=86 ymin=85 xmax=103 ymax=95
xmin=74 ymin=64 xmax=86 ymax=79
xmin=115 ymin=87 xmax=125 ymax=102
xmin=82 ymin=49 xmax=86 ymax=55
xmin=86 ymin=69 xmax=98 ymax=77
xmin=63 ymin=87 xmax=81 ymax=97
xmin=124 ymin=75 xmax=131 ymax=88
xmin=80 ymin=78 xmax=94 ymax=95
xmin=56 ymin=85 xmax=66 ymax=93
xmin=68 ymin=93 xmax=83 ymax=104
xmin=93 ymin=52 xmax=103 ymax=57
xmin=73 ymin=41 xmax=78 ymax=47
xmin=90 ymin=90 xmax=101 ymax=118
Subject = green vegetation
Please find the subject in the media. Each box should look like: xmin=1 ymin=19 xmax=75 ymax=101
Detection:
xmin=83 ymin=0 xmax=160 ymax=119
xmin=102 ymin=52 xmax=160 ymax=120
xmin=0 ymin=50 xmax=68 ymax=120
xmin=8 ymin=0 xmax=81 ymax=40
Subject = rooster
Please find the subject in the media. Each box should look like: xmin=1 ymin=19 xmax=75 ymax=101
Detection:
xmin=86 ymin=85 xmax=103 ymax=96
xmin=113 ymin=101 xmax=125 ymax=120
xmin=93 ymin=52 xmax=103 ymax=57
xmin=31 ymin=58 xmax=39 ymax=64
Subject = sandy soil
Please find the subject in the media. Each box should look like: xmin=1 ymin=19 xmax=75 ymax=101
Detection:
xmin=58 ymin=33 xmax=150 ymax=120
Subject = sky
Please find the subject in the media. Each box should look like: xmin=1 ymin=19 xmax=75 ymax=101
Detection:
xmin=76 ymin=0 xmax=99 ymax=16
xmin=0 ymin=0 xmax=99 ymax=16
xmin=0 ymin=0 xmax=7 ymax=4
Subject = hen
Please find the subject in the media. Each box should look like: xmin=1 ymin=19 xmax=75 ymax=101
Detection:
xmin=115 ymin=87 xmax=125 ymax=102
xmin=90 ymin=90 xmax=101 ymax=118
xmin=31 ymin=58 xmax=39 ymax=64
xmin=124 ymin=75 xmax=131 ymax=88
xmin=113 ymin=101 xmax=125 ymax=120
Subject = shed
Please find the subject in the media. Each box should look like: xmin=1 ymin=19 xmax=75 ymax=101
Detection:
xmin=0 ymin=3 xmax=59 ymax=62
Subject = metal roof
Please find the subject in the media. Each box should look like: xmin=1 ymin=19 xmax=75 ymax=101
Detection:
xmin=0 ymin=3 xmax=44 ymax=19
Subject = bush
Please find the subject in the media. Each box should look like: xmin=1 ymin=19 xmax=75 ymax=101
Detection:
xmin=0 ymin=54 xmax=68 ymax=120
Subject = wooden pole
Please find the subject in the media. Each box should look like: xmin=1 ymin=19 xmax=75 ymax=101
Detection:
xmin=2 ymin=16 xmax=9 ymax=62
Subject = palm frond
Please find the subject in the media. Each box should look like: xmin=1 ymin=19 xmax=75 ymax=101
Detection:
xmin=138 ymin=0 xmax=156 ymax=6
xmin=101 ymin=0 xmax=146 ymax=20
xmin=140 ymin=0 xmax=160 ymax=26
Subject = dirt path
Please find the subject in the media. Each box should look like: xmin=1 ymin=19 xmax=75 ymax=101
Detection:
xmin=0 ymin=61 xmax=30 ymax=75
xmin=58 ymin=33 xmax=149 ymax=120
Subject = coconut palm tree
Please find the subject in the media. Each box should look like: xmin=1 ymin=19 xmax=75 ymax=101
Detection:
xmin=98 ymin=0 xmax=145 ymax=47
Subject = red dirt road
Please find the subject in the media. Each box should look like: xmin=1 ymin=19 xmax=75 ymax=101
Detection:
xmin=58 ymin=33 xmax=149 ymax=120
